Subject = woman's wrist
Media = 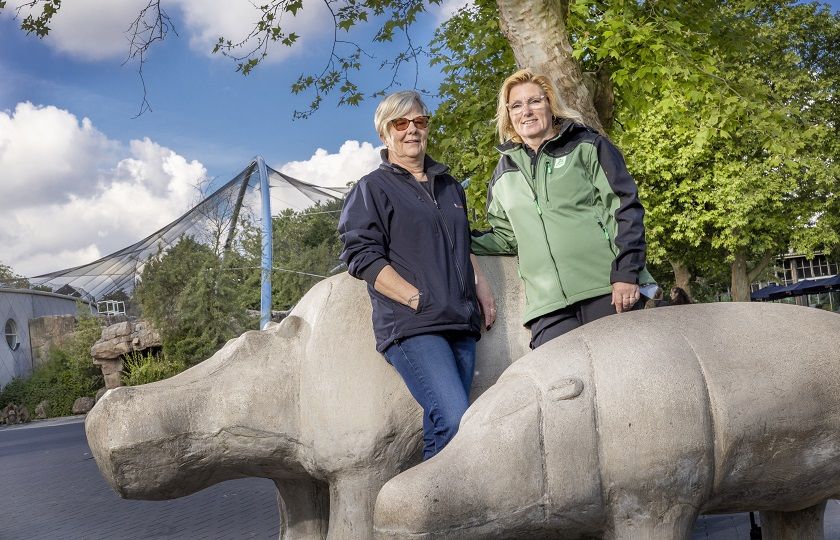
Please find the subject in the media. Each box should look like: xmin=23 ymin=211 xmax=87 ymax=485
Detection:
xmin=407 ymin=292 xmax=422 ymax=309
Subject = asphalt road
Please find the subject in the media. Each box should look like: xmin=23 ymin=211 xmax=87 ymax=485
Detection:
xmin=1 ymin=416 xmax=839 ymax=539
xmin=0 ymin=417 xmax=280 ymax=539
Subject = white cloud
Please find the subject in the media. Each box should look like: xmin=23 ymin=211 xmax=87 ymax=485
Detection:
xmin=0 ymin=102 xmax=119 ymax=209
xmin=6 ymin=0 xmax=150 ymax=61
xmin=430 ymin=0 xmax=473 ymax=24
xmin=5 ymin=0 xmax=331 ymax=62
xmin=278 ymin=140 xmax=382 ymax=189
xmin=0 ymin=104 xmax=206 ymax=277
xmin=175 ymin=0 xmax=331 ymax=62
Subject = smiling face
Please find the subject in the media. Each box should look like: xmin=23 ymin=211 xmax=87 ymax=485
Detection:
xmin=382 ymin=106 xmax=429 ymax=170
xmin=507 ymin=82 xmax=556 ymax=150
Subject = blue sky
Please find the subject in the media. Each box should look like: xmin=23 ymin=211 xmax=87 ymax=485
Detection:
xmin=1 ymin=0 xmax=838 ymax=277
xmin=0 ymin=0 xmax=457 ymax=174
xmin=0 ymin=0 xmax=461 ymax=276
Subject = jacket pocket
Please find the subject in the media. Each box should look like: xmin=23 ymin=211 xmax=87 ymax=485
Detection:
xmin=594 ymin=213 xmax=618 ymax=257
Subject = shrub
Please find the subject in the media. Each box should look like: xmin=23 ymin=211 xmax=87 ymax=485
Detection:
xmin=123 ymin=351 xmax=185 ymax=386
xmin=0 ymin=346 xmax=102 ymax=417
xmin=0 ymin=310 xmax=103 ymax=418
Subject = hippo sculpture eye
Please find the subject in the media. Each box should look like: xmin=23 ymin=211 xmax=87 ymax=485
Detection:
xmin=546 ymin=377 xmax=583 ymax=401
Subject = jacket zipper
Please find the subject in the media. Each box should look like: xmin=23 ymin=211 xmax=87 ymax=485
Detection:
xmin=544 ymin=160 xmax=551 ymax=202
xmin=403 ymin=175 xmax=473 ymax=318
xmin=514 ymin=153 xmax=566 ymax=301
xmin=596 ymin=215 xmax=618 ymax=256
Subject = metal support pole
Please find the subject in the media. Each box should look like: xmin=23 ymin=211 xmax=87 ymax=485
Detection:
xmin=256 ymin=156 xmax=273 ymax=330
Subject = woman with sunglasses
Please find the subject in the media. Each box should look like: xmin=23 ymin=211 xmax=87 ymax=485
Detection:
xmin=339 ymin=90 xmax=495 ymax=459
xmin=472 ymin=68 xmax=656 ymax=349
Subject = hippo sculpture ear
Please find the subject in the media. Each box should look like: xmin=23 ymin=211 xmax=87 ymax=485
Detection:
xmin=274 ymin=314 xmax=305 ymax=338
xmin=546 ymin=378 xmax=583 ymax=401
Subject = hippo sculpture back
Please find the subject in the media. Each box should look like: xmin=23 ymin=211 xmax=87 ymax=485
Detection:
xmin=85 ymin=256 xmax=530 ymax=540
xmin=374 ymin=302 xmax=840 ymax=539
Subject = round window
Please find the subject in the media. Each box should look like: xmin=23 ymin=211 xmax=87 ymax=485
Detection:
xmin=5 ymin=319 xmax=19 ymax=351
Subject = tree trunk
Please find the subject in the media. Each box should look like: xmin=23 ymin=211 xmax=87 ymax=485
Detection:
xmin=495 ymin=0 xmax=606 ymax=133
xmin=669 ymin=259 xmax=693 ymax=299
xmin=730 ymin=250 xmax=751 ymax=302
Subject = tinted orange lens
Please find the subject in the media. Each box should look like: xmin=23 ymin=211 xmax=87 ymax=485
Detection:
xmin=391 ymin=116 xmax=429 ymax=131
xmin=392 ymin=118 xmax=410 ymax=130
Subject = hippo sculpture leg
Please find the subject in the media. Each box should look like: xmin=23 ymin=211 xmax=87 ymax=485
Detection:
xmin=374 ymin=303 xmax=840 ymax=540
xmin=85 ymin=257 xmax=530 ymax=539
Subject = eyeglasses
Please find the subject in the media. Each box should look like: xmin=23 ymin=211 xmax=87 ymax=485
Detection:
xmin=390 ymin=116 xmax=430 ymax=131
xmin=507 ymin=95 xmax=548 ymax=116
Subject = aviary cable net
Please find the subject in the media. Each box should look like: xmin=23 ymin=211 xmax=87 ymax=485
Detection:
xmin=29 ymin=159 xmax=348 ymax=301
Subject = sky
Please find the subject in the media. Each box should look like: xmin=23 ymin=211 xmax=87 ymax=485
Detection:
xmin=0 ymin=0 xmax=466 ymax=277
xmin=1 ymin=0 xmax=838 ymax=278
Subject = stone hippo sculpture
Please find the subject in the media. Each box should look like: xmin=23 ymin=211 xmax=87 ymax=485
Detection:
xmin=84 ymin=257 xmax=530 ymax=540
xmin=374 ymin=302 xmax=840 ymax=539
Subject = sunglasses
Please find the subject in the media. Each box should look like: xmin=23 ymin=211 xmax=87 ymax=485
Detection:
xmin=390 ymin=116 xmax=430 ymax=131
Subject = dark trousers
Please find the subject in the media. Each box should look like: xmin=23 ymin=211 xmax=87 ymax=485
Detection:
xmin=529 ymin=293 xmax=645 ymax=349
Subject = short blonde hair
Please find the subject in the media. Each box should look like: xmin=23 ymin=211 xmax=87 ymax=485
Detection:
xmin=496 ymin=68 xmax=585 ymax=143
xmin=374 ymin=91 xmax=430 ymax=142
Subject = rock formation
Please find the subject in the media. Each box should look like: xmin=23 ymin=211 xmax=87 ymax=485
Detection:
xmin=90 ymin=319 xmax=162 ymax=389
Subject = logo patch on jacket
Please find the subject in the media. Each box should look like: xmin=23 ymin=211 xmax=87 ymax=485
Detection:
xmin=554 ymin=156 xmax=567 ymax=169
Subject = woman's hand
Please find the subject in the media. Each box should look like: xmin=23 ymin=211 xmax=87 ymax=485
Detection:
xmin=611 ymin=281 xmax=640 ymax=314
xmin=373 ymin=265 xmax=421 ymax=310
xmin=471 ymin=255 xmax=496 ymax=330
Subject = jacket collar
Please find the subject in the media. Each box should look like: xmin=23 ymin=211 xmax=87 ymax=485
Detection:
xmin=379 ymin=148 xmax=449 ymax=178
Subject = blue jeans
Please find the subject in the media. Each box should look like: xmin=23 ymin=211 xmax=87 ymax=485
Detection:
xmin=384 ymin=333 xmax=476 ymax=460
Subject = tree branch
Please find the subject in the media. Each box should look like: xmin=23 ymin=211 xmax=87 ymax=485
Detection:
xmin=124 ymin=0 xmax=177 ymax=117
xmin=747 ymin=251 xmax=777 ymax=283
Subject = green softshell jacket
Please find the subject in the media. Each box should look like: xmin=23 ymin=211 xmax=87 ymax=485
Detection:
xmin=472 ymin=121 xmax=656 ymax=325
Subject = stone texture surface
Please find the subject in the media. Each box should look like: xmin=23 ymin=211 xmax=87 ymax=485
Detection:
xmin=35 ymin=400 xmax=49 ymax=419
xmin=90 ymin=319 xmax=162 ymax=389
xmin=85 ymin=256 xmax=529 ymax=540
xmin=90 ymin=320 xmax=161 ymax=361
xmin=373 ymin=302 xmax=840 ymax=540
xmin=1 ymin=403 xmax=31 ymax=425
xmin=28 ymin=315 xmax=77 ymax=369
xmin=72 ymin=397 xmax=95 ymax=415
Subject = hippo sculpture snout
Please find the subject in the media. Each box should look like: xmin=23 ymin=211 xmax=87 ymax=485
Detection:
xmin=374 ymin=302 xmax=840 ymax=539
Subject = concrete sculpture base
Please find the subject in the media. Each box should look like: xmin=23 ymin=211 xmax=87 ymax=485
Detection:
xmin=85 ymin=256 xmax=529 ymax=540
xmin=374 ymin=302 xmax=840 ymax=540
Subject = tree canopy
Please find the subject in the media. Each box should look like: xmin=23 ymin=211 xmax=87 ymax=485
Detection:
xmin=0 ymin=262 xmax=30 ymax=289
xmin=426 ymin=0 xmax=839 ymax=300
xmin=134 ymin=236 xmax=254 ymax=365
xmin=239 ymin=199 xmax=344 ymax=310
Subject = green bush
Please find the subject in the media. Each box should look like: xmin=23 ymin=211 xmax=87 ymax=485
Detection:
xmin=0 ymin=311 xmax=103 ymax=418
xmin=123 ymin=351 xmax=185 ymax=386
xmin=0 ymin=347 xmax=102 ymax=417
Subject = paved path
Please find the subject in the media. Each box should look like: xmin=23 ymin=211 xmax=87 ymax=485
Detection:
xmin=1 ymin=417 xmax=279 ymax=539
xmin=2 ymin=416 xmax=839 ymax=539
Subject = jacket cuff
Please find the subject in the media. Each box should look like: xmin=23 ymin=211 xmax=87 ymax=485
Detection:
xmin=610 ymin=270 xmax=639 ymax=285
xmin=358 ymin=259 xmax=389 ymax=287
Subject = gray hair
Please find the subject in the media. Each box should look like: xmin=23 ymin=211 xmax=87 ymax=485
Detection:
xmin=374 ymin=91 xmax=430 ymax=141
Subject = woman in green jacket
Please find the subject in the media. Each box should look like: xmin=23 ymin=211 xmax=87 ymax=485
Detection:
xmin=472 ymin=68 xmax=656 ymax=348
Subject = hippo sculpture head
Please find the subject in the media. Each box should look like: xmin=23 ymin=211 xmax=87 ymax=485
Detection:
xmin=374 ymin=302 xmax=840 ymax=540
